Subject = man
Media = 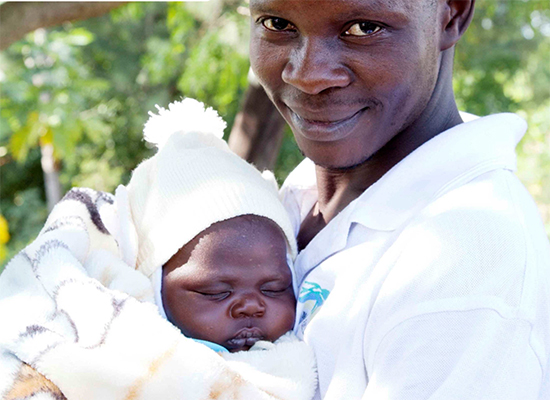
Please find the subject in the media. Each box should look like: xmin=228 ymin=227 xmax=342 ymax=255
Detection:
xmin=249 ymin=0 xmax=549 ymax=399
xmin=2 ymin=1 xmax=548 ymax=399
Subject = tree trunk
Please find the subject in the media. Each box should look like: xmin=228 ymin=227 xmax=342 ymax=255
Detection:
xmin=0 ymin=2 xmax=127 ymax=50
xmin=228 ymin=73 xmax=286 ymax=171
xmin=40 ymin=142 xmax=62 ymax=211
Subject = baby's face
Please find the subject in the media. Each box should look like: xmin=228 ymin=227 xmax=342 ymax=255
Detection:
xmin=162 ymin=215 xmax=296 ymax=352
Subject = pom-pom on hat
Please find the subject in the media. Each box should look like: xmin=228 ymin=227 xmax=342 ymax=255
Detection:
xmin=127 ymin=98 xmax=297 ymax=278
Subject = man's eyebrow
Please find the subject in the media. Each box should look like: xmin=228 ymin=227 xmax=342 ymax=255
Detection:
xmin=248 ymin=0 xmax=298 ymax=15
xmin=249 ymin=3 xmax=279 ymax=16
xmin=328 ymin=0 xmax=411 ymax=22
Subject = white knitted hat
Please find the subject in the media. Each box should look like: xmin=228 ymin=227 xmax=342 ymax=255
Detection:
xmin=127 ymin=98 xmax=297 ymax=278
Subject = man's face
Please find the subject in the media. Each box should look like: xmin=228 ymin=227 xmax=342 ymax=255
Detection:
xmin=249 ymin=0 xmax=442 ymax=169
xmin=162 ymin=215 xmax=296 ymax=352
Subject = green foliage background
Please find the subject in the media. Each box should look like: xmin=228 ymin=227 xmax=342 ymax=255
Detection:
xmin=1 ymin=0 xmax=549 ymax=270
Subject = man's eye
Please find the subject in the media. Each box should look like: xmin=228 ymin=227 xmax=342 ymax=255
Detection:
xmin=344 ymin=22 xmax=382 ymax=37
xmin=197 ymin=291 xmax=230 ymax=300
xmin=261 ymin=17 xmax=295 ymax=32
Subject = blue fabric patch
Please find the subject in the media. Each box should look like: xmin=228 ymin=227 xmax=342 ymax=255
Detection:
xmin=193 ymin=338 xmax=229 ymax=353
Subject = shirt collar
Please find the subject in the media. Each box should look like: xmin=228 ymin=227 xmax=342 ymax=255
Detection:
xmin=350 ymin=112 xmax=526 ymax=231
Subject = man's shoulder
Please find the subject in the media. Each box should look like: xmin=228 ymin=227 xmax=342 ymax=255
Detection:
xmin=391 ymin=168 xmax=549 ymax=306
xmin=404 ymin=168 xmax=545 ymax=260
xmin=281 ymin=158 xmax=316 ymax=192
xmin=417 ymin=168 xmax=544 ymax=241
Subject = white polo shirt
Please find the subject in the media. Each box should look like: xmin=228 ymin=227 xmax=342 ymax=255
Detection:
xmin=281 ymin=113 xmax=550 ymax=400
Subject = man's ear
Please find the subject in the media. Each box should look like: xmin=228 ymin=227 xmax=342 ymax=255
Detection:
xmin=439 ymin=0 xmax=475 ymax=51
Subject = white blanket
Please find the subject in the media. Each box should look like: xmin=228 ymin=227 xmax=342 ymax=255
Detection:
xmin=0 ymin=188 xmax=316 ymax=400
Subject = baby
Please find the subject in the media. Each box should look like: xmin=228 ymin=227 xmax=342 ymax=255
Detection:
xmin=125 ymin=98 xmax=299 ymax=353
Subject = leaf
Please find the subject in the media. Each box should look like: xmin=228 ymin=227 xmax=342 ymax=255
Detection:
xmin=63 ymin=28 xmax=95 ymax=46
xmin=8 ymin=112 xmax=40 ymax=162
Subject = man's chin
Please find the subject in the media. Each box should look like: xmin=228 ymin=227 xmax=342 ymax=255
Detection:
xmin=302 ymin=146 xmax=374 ymax=171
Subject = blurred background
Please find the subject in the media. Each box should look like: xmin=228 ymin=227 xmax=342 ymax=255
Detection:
xmin=1 ymin=0 xmax=549 ymax=270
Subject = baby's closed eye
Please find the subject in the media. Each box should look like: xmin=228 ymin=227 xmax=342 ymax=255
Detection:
xmin=261 ymin=283 xmax=293 ymax=297
xmin=194 ymin=290 xmax=231 ymax=301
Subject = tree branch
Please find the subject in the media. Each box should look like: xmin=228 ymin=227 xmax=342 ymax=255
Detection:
xmin=0 ymin=2 xmax=128 ymax=50
xmin=228 ymin=79 xmax=286 ymax=171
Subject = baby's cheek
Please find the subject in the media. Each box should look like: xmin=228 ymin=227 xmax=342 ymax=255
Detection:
xmin=271 ymin=297 xmax=297 ymax=339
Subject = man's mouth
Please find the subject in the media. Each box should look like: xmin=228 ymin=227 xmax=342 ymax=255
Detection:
xmin=286 ymin=105 xmax=368 ymax=142
xmin=298 ymin=110 xmax=363 ymax=125
xmin=226 ymin=328 xmax=265 ymax=351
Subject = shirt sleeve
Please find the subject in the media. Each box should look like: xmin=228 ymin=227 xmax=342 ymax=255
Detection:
xmin=362 ymin=307 xmax=543 ymax=400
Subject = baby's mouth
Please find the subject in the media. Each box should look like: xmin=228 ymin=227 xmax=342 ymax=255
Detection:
xmin=226 ymin=328 xmax=265 ymax=351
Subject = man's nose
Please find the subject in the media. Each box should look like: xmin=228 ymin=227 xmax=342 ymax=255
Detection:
xmin=282 ymin=37 xmax=351 ymax=95
xmin=230 ymin=293 xmax=266 ymax=318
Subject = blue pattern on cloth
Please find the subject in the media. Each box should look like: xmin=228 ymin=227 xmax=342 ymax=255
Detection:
xmin=298 ymin=281 xmax=330 ymax=315
xmin=194 ymin=338 xmax=229 ymax=353
xmin=297 ymin=281 xmax=330 ymax=335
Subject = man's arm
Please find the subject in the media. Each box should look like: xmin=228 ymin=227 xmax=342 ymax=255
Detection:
xmin=361 ymin=202 xmax=548 ymax=400
xmin=363 ymin=307 xmax=542 ymax=400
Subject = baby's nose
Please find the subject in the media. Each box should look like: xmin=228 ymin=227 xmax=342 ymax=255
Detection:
xmin=230 ymin=294 xmax=266 ymax=318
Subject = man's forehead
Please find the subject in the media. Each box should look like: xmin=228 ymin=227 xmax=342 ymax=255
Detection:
xmin=249 ymin=0 xmax=427 ymax=13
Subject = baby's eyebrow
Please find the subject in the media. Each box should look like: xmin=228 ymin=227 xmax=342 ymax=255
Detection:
xmin=261 ymin=275 xmax=292 ymax=283
xmin=197 ymin=273 xmax=290 ymax=285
